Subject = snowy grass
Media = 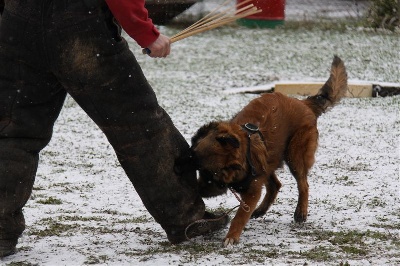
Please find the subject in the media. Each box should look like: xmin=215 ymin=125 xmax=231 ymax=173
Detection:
xmin=3 ymin=26 xmax=399 ymax=265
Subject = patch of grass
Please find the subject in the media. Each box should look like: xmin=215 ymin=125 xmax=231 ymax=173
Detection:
xmin=77 ymin=162 xmax=94 ymax=168
xmin=349 ymin=162 xmax=372 ymax=171
xmin=60 ymin=215 xmax=106 ymax=222
xmin=297 ymin=228 xmax=400 ymax=260
xmin=100 ymin=209 xmax=119 ymax=215
xmin=335 ymin=175 xmax=355 ymax=186
xmin=84 ymin=254 xmax=109 ymax=264
xmin=246 ymin=248 xmax=279 ymax=260
xmin=36 ymin=196 xmax=62 ymax=205
xmin=60 ymin=214 xmax=150 ymax=224
xmin=123 ymin=241 xmax=221 ymax=262
xmin=310 ymin=229 xmax=393 ymax=245
xmin=4 ymin=262 xmax=37 ymax=266
xmin=116 ymin=216 xmax=151 ymax=224
xmin=299 ymin=246 xmax=335 ymax=261
xmin=122 ymin=241 xmax=278 ymax=264
xmin=308 ymin=230 xmax=400 ymax=257
xmin=28 ymin=214 xmax=158 ymax=243
xmin=340 ymin=245 xmax=368 ymax=256
xmin=366 ymin=230 xmax=400 ymax=246
xmin=121 ymin=227 xmax=399 ymax=264
xmin=328 ymin=231 xmax=365 ymax=246
xmin=40 ymin=150 xmax=59 ymax=157
xmin=370 ymin=222 xmax=400 ymax=230
xmin=86 ymin=226 xmax=123 ymax=235
xmin=289 ymin=243 xmax=364 ymax=261
xmin=288 ymin=246 xmax=335 ymax=261
xmin=336 ymin=175 xmax=349 ymax=182
xmin=29 ymin=221 xmax=77 ymax=237
xmin=50 ymin=182 xmax=71 ymax=187
xmin=367 ymin=196 xmax=387 ymax=208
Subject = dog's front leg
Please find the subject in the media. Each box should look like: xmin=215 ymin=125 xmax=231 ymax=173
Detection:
xmin=223 ymin=184 xmax=262 ymax=247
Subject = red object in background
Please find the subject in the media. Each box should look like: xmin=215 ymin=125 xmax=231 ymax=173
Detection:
xmin=237 ymin=0 xmax=285 ymax=28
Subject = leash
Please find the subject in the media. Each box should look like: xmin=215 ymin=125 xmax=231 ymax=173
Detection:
xmin=229 ymin=187 xmax=250 ymax=212
xmin=184 ymin=188 xmax=250 ymax=241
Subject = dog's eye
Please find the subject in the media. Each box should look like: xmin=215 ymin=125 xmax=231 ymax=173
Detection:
xmin=216 ymin=136 xmax=239 ymax=148
xmin=216 ymin=137 xmax=229 ymax=146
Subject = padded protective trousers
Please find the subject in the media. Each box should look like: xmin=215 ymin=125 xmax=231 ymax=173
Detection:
xmin=0 ymin=0 xmax=205 ymax=242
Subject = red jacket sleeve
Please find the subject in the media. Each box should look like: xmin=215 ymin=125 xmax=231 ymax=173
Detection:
xmin=105 ymin=0 xmax=160 ymax=48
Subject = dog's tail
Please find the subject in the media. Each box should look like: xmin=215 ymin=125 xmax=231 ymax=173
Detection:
xmin=304 ymin=55 xmax=348 ymax=117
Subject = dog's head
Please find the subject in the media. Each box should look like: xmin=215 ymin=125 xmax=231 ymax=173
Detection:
xmin=191 ymin=122 xmax=249 ymax=189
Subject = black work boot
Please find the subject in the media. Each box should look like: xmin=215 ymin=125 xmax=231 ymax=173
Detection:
xmin=0 ymin=239 xmax=17 ymax=258
xmin=167 ymin=211 xmax=229 ymax=244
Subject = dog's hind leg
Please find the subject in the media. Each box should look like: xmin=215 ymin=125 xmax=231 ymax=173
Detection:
xmin=286 ymin=127 xmax=318 ymax=223
xmin=251 ymin=173 xmax=282 ymax=218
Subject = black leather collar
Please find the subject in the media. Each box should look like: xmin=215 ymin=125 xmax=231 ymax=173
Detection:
xmin=240 ymin=123 xmax=264 ymax=176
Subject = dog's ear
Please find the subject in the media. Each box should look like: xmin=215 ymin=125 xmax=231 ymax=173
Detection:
xmin=191 ymin=121 xmax=219 ymax=145
xmin=216 ymin=134 xmax=240 ymax=148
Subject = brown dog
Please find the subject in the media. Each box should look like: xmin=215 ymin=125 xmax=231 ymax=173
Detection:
xmin=191 ymin=56 xmax=348 ymax=246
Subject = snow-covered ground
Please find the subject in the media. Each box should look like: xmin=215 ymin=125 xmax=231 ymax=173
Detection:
xmin=2 ymin=3 xmax=400 ymax=266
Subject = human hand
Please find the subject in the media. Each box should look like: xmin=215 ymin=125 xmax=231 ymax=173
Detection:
xmin=145 ymin=34 xmax=171 ymax=58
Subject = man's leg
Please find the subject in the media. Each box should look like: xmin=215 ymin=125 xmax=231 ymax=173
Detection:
xmin=50 ymin=3 xmax=226 ymax=242
xmin=0 ymin=5 xmax=68 ymax=256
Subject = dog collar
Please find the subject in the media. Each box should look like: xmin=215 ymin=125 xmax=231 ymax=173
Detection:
xmin=241 ymin=123 xmax=265 ymax=141
xmin=243 ymin=123 xmax=259 ymax=133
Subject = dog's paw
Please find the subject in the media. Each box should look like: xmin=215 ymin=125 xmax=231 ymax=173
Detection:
xmin=294 ymin=209 xmax=308 ymax=223
xmin=251 ymin=209 xmax=266 ymax=219
xmin=223 ymin=237 xmax=239 ymax=247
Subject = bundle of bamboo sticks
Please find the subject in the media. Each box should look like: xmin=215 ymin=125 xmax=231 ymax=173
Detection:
xmin=171 ymin=0 xmax=261 ymax=43
xmin=143 ymin=0 xmax=261 ymax=54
